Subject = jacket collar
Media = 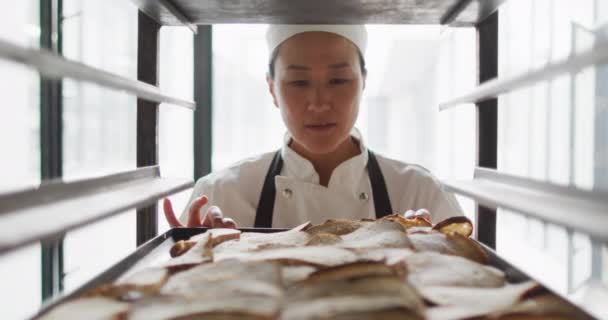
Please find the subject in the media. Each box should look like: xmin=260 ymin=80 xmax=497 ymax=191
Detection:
xmin=280 ymin=128 xmax=369 ymax=190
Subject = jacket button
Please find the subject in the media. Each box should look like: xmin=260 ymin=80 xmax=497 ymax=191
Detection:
xmin=359 ymin=192 xmax=369 ymax=201
xmin=282 ymin=188 xmax=293 ymax=199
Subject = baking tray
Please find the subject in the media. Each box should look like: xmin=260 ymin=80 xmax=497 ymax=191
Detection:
xmin=34 ymin=227 xmax=282 ymax=318
xmin=34 ymin=227 xmax=599 ymax=319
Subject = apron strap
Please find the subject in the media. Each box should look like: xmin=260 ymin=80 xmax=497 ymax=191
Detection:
xmin=254 ymin=150 xmax=393 ymax=228
xmin=254 ymin=150 xmax=283 ymax=228
xmin=366 ymin=150 xmax=394 ymax=218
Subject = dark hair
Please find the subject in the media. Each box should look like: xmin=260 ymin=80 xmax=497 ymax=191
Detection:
xmin=267 ymin=44 xmax=367 ymax=78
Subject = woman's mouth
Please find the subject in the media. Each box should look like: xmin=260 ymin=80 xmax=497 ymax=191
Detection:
xmin=304 ymin=122 xmax=337 ymax=132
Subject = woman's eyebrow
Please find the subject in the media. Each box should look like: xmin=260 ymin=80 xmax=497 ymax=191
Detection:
xmin=328 ymin=62 xmax=350 ymax=69
xmin=286 ymin=62 xmax=350 ymax=71
xmin=287 ymin=64 xmax=309 ymax=71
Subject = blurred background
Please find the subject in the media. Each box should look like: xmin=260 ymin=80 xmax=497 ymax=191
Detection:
xmin=1 ymin=0 xmax=607 ymax=318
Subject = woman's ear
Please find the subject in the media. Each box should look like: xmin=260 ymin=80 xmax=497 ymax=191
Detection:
xmin=266 ymin=74 xmax=279 ymax=108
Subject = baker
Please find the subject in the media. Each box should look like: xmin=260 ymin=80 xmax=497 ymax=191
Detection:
xmin=163 ymin=24 xmax=463 ymax=229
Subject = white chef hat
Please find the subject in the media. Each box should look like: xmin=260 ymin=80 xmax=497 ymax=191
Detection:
xmin=266 ymin=25 xmax=368 ymax=56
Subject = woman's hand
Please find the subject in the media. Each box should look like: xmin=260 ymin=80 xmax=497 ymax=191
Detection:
xmin=163 ymin=196 xmax=237 ymax=229
xmin=404 ymin=208 xmax=432 ymax=223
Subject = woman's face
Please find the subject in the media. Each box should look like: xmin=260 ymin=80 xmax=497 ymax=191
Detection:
xmin=267 ymin=32 xmax=366 ymax=155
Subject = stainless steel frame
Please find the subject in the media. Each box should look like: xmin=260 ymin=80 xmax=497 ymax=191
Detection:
xmin=444 ymin=167 xmax=608 ymax=242
xmin=439 ymin=38 xmax=608 ymax=110
xmin=130 ymin=0 xmax=499 ymax=25
xmin=0 ymin=166 xmax=193 ymax=254
xmin=0 ymin=39 xmax=195 ymax=109
xmin=441 ymin=0 xmax=507 ymax=26
xmin=130 ymin=0 xmax=197 ymax=31
xmin=0 ymin=0 xmax=605 ymax=317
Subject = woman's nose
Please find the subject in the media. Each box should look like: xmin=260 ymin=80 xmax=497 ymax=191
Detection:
xmin=307 ymin=86 xmax=331 ymax=112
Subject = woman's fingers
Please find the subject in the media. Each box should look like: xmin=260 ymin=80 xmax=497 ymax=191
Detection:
xmin=207 ymin=206 xmax=224 ymax=228
xmin=403 ymin=210 xmax=416 ymax=218
xmin=187 ymin=196 xmax=209 ymax=227
xmin=415 ymin=208 xmax=432 ymax=222
xmin=221 ymin=217 xmax=237 ymax=229
xmin=163 ymin=198 xmax=183 ymax=228
xmin=403 ymin=209 xmax=432 ymax=223
xmin=201 ymin=210 xmax=213 ymax=227
xmin=202 ymin=206 xmax=237 ymax=229
xmin=166 ymin=195 xmax=226 ymax=229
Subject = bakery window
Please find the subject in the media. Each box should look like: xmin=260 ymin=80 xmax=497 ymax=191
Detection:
xmin=494 ymin=0 xmax=608 ymax=297
xmin=211 ymin=24 xmax=470 ymax=177
xmin=0 ymin=0 xmax=41 ymax=193
xmin=62 ymin=0 xmax=138 ymax=180
xmin=211 ymin=24 xmax=283 ymax=171
xmin=435 ymin=26 xmax=477 ymax=220
xmin=0 ymin=1 xmax=41 ymax=319
xmin=61 ymin=0 xmax=138 ymax=293
xmin=157 ymin=26 xmax=195 ymax=234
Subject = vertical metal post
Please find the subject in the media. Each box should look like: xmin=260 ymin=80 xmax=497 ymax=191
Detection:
xmin=40 ymin=0 xmax=64 ymax=301
xmin=136 ymin=11 xmax=160 ymax=246
xmin=475 ymin=12 xmax=498 ymax=249
xmin=194 ymin=25 xmax=213 ymax=179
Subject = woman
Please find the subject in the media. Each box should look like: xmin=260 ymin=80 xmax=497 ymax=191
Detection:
xmin=164 ymin=25 xmax=463 ymax=229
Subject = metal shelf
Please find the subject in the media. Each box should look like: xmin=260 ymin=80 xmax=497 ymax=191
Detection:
xmin=129 ymin=0 xmax=497 ymax=25
xmin=132 ymin=0 xmax=196 ymax=32
xmin=439 ymin=39 xmax=608 ymax=110
xmin=443 ymin=168 xmax=608 ymax=242
xmin=0 ymin=166 xmax=193 ymax=255
xmin=441 ymin=0 xmax=506 ymax=26
xmin=0 ymin=39 xmax=196 ymax=109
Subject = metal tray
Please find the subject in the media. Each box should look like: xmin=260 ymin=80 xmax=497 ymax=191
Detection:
xmin=35 ymin=227 xmax=282 ymax=318
xmin=34 ymin=227 xmax=598 ymax=319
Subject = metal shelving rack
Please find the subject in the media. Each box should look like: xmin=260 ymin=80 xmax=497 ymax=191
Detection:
xmin=437 ymin=0 xmax=608 ymax=318
xmin=0 ymin=0 xmax=606 ymax=318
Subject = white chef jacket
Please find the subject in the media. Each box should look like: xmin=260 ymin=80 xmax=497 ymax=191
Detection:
xmin=179 ymin=129 xmax=463 ymax=228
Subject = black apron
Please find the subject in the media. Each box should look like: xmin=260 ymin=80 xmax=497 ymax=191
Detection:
xmin=254 ymin=150 xmax=393 ymax=228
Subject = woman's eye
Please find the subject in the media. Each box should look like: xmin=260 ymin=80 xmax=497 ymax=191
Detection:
xmin=289 ymin=80 xmax=309 ymax=87
xmin=329 ymin=78 xmax=350 ymax=85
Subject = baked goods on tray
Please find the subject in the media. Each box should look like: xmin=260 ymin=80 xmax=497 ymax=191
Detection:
xmin=37 ymin=214 xmax=593 ymax=320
